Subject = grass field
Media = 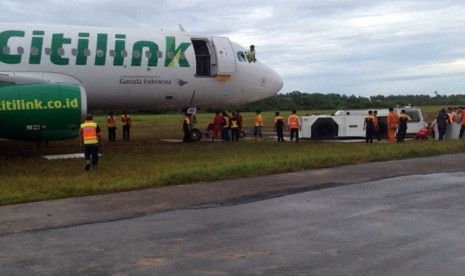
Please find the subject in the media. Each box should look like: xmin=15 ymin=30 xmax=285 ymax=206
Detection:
xmin=1 ymin=108 xmax=464 ymax=206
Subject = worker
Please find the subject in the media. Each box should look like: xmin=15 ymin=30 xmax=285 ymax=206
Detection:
xmin=452 ymin=107 xmax=459 ymax=122
xmin=253 ymin=110 xmax=263 ymax=141
xmin=373 ymin=110 xmax=381 ymax=141
xmin=221 ymin=111 xmax=231 ymax=141
xmin=459 ymin=107 xmax=465 ymax=138
xmin=447 ymin=107 xmax=455 ymax=123
xmin=236 ymin=110 xmax=243 ymax=133
xmin=182 ymin=111 xmax=192 ymax=142
xmin=397 ymin=109 xmax=412 ymax=142
xmin=121 ymin=111 xmax=132 ymax=141
xmin=386 ymin=107 xmax=398 ymax=144
xmin=275 ymin=112 xmax=285 ymax=142
xmin=363 ymin=110 xmax=376 ymax=143
xmin=436 ymin=108 xmax=450 ymax=140
xmin=230 ymin=112 xmax=240 ymax=142
xmin=211 ymin=110 xmax=222 ymax=141
xmin=246 ymin=45 xmax=256 ymax=63
xmin=288 ymin=109 xmax=300 ymax=143
xmin=106 ymin=111 xmax=117 ymax=142
xmin=80 ymin=114 xmax=101 ymax=171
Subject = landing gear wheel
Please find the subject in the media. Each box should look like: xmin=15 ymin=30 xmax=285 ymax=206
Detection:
xmin=190 ymin=128 xmax=202 ymax=142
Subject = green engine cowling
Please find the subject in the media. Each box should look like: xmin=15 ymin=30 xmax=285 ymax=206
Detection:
xmin=0 ymin=82 xmax=87 ymax=141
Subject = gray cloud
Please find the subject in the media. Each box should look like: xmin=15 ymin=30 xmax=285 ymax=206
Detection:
xmin=1 ymin=0 xmax=465 ymax=96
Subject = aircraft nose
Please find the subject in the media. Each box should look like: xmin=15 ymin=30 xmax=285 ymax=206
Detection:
xmin=267 ymin=67 xmax=283 ymax=95
xmin=272 ymin=70 xmax=284 ymax=94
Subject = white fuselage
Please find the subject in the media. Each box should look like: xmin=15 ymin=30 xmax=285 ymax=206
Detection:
xmin=0 ymin=24 xmax=283 ymax=110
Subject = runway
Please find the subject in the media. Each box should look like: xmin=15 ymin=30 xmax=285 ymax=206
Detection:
xmin=1 ymin=153 xmax=465 ymax=275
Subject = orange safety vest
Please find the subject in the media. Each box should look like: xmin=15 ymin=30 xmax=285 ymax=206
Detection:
xmin=461 ymin=110 xmax=465 ymax=125
xmin=81 ymin=121 xmax=98 ymax=144
xmin=254 ymin=114 xmax=263 ymax=127
xmin=274 ymin=115 xmax=284 ymax=124
xmin=121 ymin=114 xmax=130 ymax=126
xmin=364 ymin=114 xmax=375 ymax=123
xmin=373 ymin=116 xmax=379 ymax=129
xmin=447 ymin=113 xmax=453 ymax=124
xmin=183 ymin=115 xmax=190 ymax=125
xmin=107 ymin=116 xmax=116 ymax=128
xmin=398 ymin=113 xmax=411 ymax=121
xmin=288 ymin=114 xmax=299 ymax=129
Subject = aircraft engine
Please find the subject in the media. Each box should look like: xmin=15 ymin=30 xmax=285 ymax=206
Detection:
xmin=0 ymin=82 xmax=87 ymax=141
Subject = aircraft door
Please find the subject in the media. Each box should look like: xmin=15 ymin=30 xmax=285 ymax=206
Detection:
xmin=212 ymin=37 xmax=236 ymax=75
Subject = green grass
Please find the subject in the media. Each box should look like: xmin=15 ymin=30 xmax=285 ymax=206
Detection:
xmin=1 ymin=110 xmax=464 ymax=205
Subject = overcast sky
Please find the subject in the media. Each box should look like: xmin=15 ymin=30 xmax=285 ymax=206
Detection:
xmin=2 ymin=0 xmax=465 ymax=97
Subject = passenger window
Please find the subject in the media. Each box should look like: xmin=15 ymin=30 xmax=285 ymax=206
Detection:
xmin=84 ymin=49 xmax=91 ymax=57
xmin=3 ymin=46 xmax=9 ymax=55
xmin=17 ymin=47 xmax=24 ymax=55
xmin=109 ymin=50 xmax=115 ymax=57
xmin=58 ymin=48 xmax=65 ymax=56
xmin=71 ymin=49 xmax=78 ymax=56
xmin=44 ymin=48 xmax=51 ymax=55
xmin=133 ymin=50 xmax=140 ymax=58
xmin=96 ymin=49 xmax=104 ymax=57
xmin=30 ymin=47 xmax=39 ymax=56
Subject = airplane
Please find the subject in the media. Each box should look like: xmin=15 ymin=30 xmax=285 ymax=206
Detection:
xmin=0 ymin=24 xmax=283 ymax=142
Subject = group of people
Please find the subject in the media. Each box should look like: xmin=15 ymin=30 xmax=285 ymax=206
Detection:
xmin=363 ymin=106 xmax=465 ymax=143
xmin=273 ymin=110 xmax=301 ymax=143
xmin=79 ymin=111 xmax=132 ymax=171
xmin=209 ymin=110 xmax=243 ymax=142
xmin=106 ymin=111 xmax=132 ymax=142
xmin=434 ymin=106 xmax=465 ymax=141
xmin=203 ymin=109 xmax=302 ymax=143
xmin=364 ymin=107 xmax=412 ymax=144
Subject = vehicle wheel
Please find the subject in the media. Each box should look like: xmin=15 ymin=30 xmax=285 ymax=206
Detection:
xmin=190 ymin=128 xmax=202 ymax=142
xmin=239 ymin=131 xmax=246 ymax=138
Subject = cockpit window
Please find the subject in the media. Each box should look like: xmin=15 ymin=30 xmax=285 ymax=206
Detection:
xmin=237 ymin=51 xmax=246 ymax=62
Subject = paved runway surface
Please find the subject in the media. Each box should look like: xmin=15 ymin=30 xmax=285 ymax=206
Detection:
xmin=1 ymin=154 xmax=465 ymax=275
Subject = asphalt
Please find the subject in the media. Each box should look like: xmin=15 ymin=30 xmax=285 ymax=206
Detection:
xmin=1 ymin=152 xmax=464 ymax=237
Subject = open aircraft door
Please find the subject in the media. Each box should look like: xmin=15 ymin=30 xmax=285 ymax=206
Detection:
xmin=212 ymin=37 xmax=236 ymax=75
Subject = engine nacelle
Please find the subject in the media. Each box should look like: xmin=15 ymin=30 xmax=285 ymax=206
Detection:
xmin=0 ymin=82 xmax=87 ymax=141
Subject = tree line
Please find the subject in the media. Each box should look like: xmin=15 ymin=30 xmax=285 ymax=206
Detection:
xmin=216 ymin=91 xmax=465 ymax=112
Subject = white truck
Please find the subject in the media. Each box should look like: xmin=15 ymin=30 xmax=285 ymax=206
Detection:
xmin=299 ymin=107 xmax=427 ymax=140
